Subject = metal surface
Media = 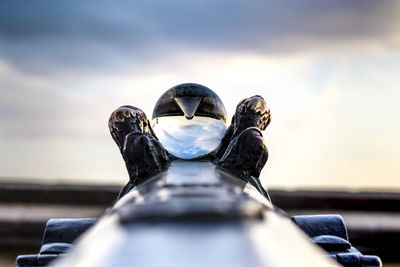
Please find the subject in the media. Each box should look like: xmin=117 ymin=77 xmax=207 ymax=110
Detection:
xmin=292 ymin=214 xmax=348 ymax=240
xmin=42 ymin=218 xmax=98 ymax=245
xmin=292 ymin=214 xmax=382 ymax=266
xmin=111 ymin=160 xmax=270 ymax=212
xmin=16 ymin=219 xmax=97 ymax=267
xmin=51 ymin=161 xmax=338 ymax=267
xmin=52 ymin=212 xmax=338 ymax=267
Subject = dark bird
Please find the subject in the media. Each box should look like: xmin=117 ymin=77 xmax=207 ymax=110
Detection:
xmin=213 ymin=95 xmax=271 ymax=181
xmin=109 ymin=105 xmax=170 ymax=198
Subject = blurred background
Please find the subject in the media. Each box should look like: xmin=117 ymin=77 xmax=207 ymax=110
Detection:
xmin=0 ymin=0 xmax=399 ymax=266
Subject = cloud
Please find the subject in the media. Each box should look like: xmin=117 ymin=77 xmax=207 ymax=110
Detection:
xmin=0 ymin=0 xmax=399 ymax=75
xmin=0 ymin=60 xmax=115 ymax=139
xmin=0 ymin=1 xmax=399 ymax=187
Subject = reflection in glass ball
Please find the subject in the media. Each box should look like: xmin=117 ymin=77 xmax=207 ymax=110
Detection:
xmin=151 ymin=83 xmax=227 ymax=159
xmin=152 ymin=116 xmax=226 ymax=159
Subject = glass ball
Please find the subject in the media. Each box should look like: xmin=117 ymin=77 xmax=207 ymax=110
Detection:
xmin=152 ymin=83 xmax=227 ymax=159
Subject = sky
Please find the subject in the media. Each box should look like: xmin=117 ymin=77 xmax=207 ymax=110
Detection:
xmin=0 ymin=0 xmax=399 ymax=190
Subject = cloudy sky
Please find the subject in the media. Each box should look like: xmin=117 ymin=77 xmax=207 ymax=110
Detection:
xmin=0 ymin=0 xmax=399 ymax=190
